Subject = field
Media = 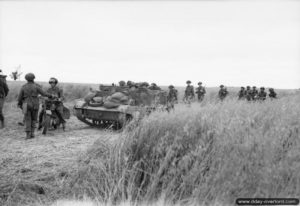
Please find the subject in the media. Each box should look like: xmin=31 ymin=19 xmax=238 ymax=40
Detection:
xmin=1 ymin=81 xmax=300 ymax=206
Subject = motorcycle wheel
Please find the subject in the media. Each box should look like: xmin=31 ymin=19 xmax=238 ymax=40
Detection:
xmin=42 ymin=115 xmax=51 ymax=135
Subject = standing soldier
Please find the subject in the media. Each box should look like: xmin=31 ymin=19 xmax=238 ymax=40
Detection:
xmin=0 ymin=70 xmax=9 ymax=129
xmin=195 ymin=82 xmax=206 ymax=102
xmin=251 ymin=86 xmax=258 ymax=101
xmin=269 ymin=88 xmax=277 ymax=99
xmin=238 ymin=86 xmax=245 ymax=100
xmin=218 ymin=85 xmax=228 ymax=101
xmin=184 ymin=80 xmax=195 ymax=105
xmin=18 ymin=73 xmax=52 ymax=139
xmin=167 ymin=85 xmax=178 ymax=110
xmin=245 ymin=86 xmax=252 ymax=101
xmin=257 ymin=87 xmax=267 ymax=101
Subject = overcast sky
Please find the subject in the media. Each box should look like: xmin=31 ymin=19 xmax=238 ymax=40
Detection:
xmin=0 ymin=0 xmax=299 ymax=89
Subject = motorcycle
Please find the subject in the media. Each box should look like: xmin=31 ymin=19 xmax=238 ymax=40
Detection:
xmin=39 ymin=97 xmax=70 ymax=135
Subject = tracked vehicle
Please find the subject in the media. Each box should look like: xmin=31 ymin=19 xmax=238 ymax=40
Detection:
xmin=74 ymin=85 xmax=168 ymax=128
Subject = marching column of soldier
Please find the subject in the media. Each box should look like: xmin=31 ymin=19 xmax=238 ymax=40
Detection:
xmin=0 ymin=69 xmax=279 ymax=139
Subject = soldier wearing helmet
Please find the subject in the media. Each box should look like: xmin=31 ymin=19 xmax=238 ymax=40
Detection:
xmin=238 ymin=86 xmax=245 ymax=100
xmin=268 ymin=88 xmax=277 ymax=99
xmin=167 ymin=85 xmax=178 ymax=110
xmin=251 ymin=86 xmax=258 ymax=101
xmin=0 ymin=69 xmax=9 ymax=129
xmin=40 ymin=77 xmax=66 ymax=130
xmin=258 ymin=87 xmax=267 ymax=101
xmin=218 ymin=85 xmax=228 ymax=101
xmin=184 ymin=80 xmax=195 ymax=105
xmin=17 ymin=73 xmax=52 ymax=139
xmin=245 ymin=86 xmax=252 ymax=101
xmin=195 ymin=81 xmax=206 ymax=102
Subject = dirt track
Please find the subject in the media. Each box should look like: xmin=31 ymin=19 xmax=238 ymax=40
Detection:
xmin=0 ymin=103 xmax=119 ymax=205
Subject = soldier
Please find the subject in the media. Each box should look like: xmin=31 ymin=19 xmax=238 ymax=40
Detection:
xmin=218 ymin=85 xmax=228 ymax=101
xmin=257 ymin=87 xmax=267 ymax=101
xmin=42 ymin=77 xmax=66 ymax=130
xmin=0 ymin=70 xmax=9 ymax=129
xmin=184 ymin=80 xmax=195 ymax=105
xmin=195 ymin=82 xmax=206 ymax=102
xmin=167 ymin=85 xmax=178 ymax=110
xmin=245 ymin=86 xmax=252 ymax=101
xmin=118 ymin=80 xmax=126 ymax=87
xmin=269 ymin=88 xmax=277 ymax=99
xmin=17 ymin=73 xmax=52 ymax=139
xmin=251 ymin=86 xmax=258 ymax=101
xmin=238 ymin=86 xmax=245 ymax=100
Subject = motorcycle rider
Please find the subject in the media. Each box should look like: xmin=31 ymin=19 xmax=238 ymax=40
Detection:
xmin=38 ymin=77 xmax=66 ymax=130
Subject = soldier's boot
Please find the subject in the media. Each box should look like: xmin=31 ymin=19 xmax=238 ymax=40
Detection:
xmin=25 ymin=132 xmax=32 ymax=140
xmin=37 ymin=124 xmax=43 ymax=131
xmin=62 ymin=122 xmax=66 ymax=131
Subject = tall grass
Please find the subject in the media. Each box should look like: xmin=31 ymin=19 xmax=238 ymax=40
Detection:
xmin=60 ymin=94 xmax=300 ymax=205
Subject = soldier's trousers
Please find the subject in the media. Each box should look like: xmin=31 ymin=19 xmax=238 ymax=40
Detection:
xmin=0 ymin=98 xmax=5 ymax=122
xmin=24 ymin=108 xmax=38 ymax=132
xmin=197 ymin=95 xmax=204 ymax=102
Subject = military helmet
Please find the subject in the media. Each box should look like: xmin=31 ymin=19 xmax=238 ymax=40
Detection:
xmin=141 ymin=82 xmax=149 ymax=87
xmin=247 ymin=86 xmax=250 ymax=89
xmin=168 ymin=85 xmax=174 ymax=89
xmin=49 ymin=77 xmax=58 ymax=85
xmin=119 ymin=80 xmax=126 ymax=86
xmin=220 ymin=84 xmax=224 ymax=88
xmin=186 ymin=80 xmax=191 ymax=84
xmin=198 ymin=82 xmax=202 ymax=85
xmin=241 ymin=86 xmax=245 ymax=89
xmin=253 ymin=86 xmax=256 ymax=89
xmin=25 ymin=73 xmax=35 ymax=81
xmin=260 ymin=87 xmax=265 ymax=90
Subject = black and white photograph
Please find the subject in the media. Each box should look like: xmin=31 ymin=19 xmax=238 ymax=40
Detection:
xmin=0 ymin=0 xmax=300 ymax=205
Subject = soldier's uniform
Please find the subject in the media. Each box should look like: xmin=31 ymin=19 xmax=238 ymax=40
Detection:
xmin=269 ymin=88 xmax=277 ymax=99
xmin=258 ymin=87 xmax=267 ymax=101
xmin=44 ymin=78 xmax=66 ymax=128
xmin=167 ymin=85 xmax=178 ymax=110
xmin=18 ymin=73 xmax=51 ymax=139
xmin=218 ymin=85 xmax=228 ymax=101
xmin=0 ymin=70 xmax=9 ymax=129
xmin=251 ymin=86 xmax=258 ymax=101
xmin=195 ymin=82 xmax=206 ymax=102
xmin=184 ymin=80 xmax=195 ymax=105
xmin=245 ymin=86 xmax=252 ymax=101
xmin=238 ymin=87 xmax=245 ymax=100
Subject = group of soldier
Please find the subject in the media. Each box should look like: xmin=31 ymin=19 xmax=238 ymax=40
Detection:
xmin=238 ymin=86 xmax=277 ymax=101
xmin=0 ymin=70 xmax=279 ymax=139
xmin=182 ymin=81 xmax=277 ymax=104
xmin=0 ymin=70 xmax=66 ymax=139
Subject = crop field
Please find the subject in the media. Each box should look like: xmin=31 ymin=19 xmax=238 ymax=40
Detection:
xmin=0 ymin=81 xmax=300 ymax=206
